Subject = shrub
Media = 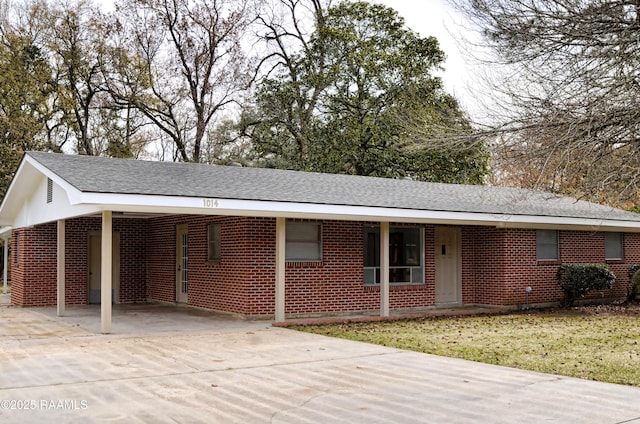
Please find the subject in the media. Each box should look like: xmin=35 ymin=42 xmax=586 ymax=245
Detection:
xmin=629 ymin=268 xmax=640 ymax=301
xmin=626 ymin=264 xmax=640 ymax=301
xmin=556 ymin=264 xmax=616 ymax=306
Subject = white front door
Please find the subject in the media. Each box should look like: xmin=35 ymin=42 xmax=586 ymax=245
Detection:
xmin=435 ymin=227 xmax=461 ymax=304
xmin=88 ymin=232 xmax=120 ymax=304
xmin=176 ymin=225 xmax=189 ymax=304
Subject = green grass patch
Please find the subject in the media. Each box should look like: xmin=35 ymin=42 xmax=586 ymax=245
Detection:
xmin=292 ymin=313 xmax=640 ymax=386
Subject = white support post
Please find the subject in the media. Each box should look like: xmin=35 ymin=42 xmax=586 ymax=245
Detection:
xmin=57 ymin=220 xmax=65 ymax=317
xmin=275 ymin=217 xmax=286 ymax=322
xmin=101 ymin=211 xmax=113 ymax=334
xmin=380 ymin=221 xmax=390 ymax=317
xmin=2 ymin=237 xmax=8 ymax=295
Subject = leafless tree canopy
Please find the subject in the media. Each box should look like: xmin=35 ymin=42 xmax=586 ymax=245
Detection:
xmin=454 ymin=0 xmax=640 ymax=207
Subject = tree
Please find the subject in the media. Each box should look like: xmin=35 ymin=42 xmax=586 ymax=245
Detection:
xmin=249 ymin=0 xmax=487 ymax=183
xmin=453 ymin=0 xmax=640 ymax=205
xmin=111 ymin=0 xmax=254 ymax=163
xmin=47 ymin=0 xmax=110 ymax=156
xmin=0 ymin=0 xmax=57 ymax=198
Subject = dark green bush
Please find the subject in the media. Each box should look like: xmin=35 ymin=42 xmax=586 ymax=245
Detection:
xmin=628 ymin=264 xmax=640 ymax=279
xmin=556 ymin=264 xmax=616 ymax=306
xmin=630 ymin=269 xmax=640 ymax=301
xmin=626 ymin=265 xmax=640 ymax=301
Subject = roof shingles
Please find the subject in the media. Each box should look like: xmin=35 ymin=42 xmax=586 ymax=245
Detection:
xmin=27 ymin=151 xmax=640 ymax=222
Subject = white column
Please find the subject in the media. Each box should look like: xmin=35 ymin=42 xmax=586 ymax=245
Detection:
xmin=101 ymin=211 xmax=113 ymax=334
xmin=2 ymin=237 xmax=8 ymax=295
xmin=57 ymin=220 xmax=65 ymax=316
xmin=380 ymin=221 xmax=390 ymax=317
xmin=275 ymin=217 xmax=286 ymax=322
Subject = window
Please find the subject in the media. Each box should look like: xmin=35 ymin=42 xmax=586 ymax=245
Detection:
xmin=605 ymin=232 xmax=624 ymax=260
xmin=207 ymin=223 xmax=221 ymax=261
xmin=286 ymin=222 xmax=321 ymax=262
xmin=536 ymin=230 xmax=559 ymax=261
xmin=364 ymin=226 xmax=424 ymax=285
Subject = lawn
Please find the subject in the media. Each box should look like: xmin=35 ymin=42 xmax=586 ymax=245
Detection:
xmin=292 ymin=309 xmax=640 ymax=386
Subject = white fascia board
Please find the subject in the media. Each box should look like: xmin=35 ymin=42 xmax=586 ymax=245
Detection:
xmin=76 ymin=192 xmax=640 ymax=232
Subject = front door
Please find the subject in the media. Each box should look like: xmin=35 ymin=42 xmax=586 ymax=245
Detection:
xmin=435 ymin=227 xmax=461 ymax=304
xmin=88 ymin=232 xmax=120 ymax=304
xmin=176 ymin=224 xmax=189 ymax=303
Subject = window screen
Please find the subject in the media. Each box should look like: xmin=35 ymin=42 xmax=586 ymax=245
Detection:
xmin=536 ymin=230 xmax=558 ymax=260
xmin=605 ymin=232 xmax=623 ymax=260
xmin=286 ymin=222 xmax=321 ymax=261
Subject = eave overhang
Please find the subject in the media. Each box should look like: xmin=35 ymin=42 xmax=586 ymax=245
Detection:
xmin=71 ymin=191 xmax=640 ymax=233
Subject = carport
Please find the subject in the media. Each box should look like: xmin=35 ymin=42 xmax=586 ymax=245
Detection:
xmin=0 ymin=152 xmax=407 ymax=332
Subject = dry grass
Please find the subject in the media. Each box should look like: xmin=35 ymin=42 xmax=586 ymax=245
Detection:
xmin=292 ymin=308 xmax=640 ymax=386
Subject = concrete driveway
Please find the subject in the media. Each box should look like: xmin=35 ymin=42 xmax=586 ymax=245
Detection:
xmin=1 ymin=304 xmax=640 ymax=423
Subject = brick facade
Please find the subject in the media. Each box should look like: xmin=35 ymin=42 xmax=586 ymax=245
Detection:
xmin=10 ymin=215 xmax=640 ymax=317
xmin=11 ymin=218 xmax=146 ymax=307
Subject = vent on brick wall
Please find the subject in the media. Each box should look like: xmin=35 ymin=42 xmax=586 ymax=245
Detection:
xmin=46 ymin=178 xmax=53 ymax=204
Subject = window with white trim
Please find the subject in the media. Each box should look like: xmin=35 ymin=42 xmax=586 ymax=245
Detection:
xmin=536 ymin=230 xmax=559 ymax=260
xmin=286 ymin=222 xmax=322 ymax=262
xmin=207 ymin=223 xmax=221 ymax=261
xmin=364 ymin=226 xmax=424 ymax=285
xmin=605 ymin=232 xmax=624 ymax=260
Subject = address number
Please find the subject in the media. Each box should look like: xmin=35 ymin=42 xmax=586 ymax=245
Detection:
xmin=203 ymin=199 xmax=219 ymax=208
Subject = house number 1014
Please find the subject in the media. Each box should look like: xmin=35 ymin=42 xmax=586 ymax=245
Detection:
xmin=203 ymin=199 xmax=219 ymax=208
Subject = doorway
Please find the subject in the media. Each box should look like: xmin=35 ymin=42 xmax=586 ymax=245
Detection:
xmin=176 ymin=224 xmax=188 ymax=304
xmin=88 ymin=231 xmax=120 ymax=304
xmin=435 ymin=227 xmax=461 ymax=304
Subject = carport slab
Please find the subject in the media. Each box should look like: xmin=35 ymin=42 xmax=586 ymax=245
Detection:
xmin=1 ymin=305 xmax=640 ymax=423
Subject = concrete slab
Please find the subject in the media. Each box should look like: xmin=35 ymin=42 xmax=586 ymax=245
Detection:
xmin=1 ymin=304 xmax=640 ymax=423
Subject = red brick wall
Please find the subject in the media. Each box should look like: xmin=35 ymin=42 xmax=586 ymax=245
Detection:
xmin=144 ymin=218 xmax=434 ymax=317
xmin=465 ymin=228 xmax=640 ymax=307
xmin=12 ymin=213 xmax=640 ymax=315
xmin=10 ymin=224 xmax=57 ymax=306
xmin=145 ymin=215 xmax=258 ymax=313
xmin=11 ymin=217 xmax=147 ymax=307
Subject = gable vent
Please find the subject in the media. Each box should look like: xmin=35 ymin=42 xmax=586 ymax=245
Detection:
xmin=46 ymin=178 xmax=53 ymax=204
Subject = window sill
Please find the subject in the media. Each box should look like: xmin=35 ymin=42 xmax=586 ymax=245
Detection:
xmin=537 ymin=260 xmax=561 ymax=266
xmin=364 ymin=283 xmax=425 ymax=292
xmin=605 ymin=259 xmax=625 ymax=264
xmin=286 ymin=261 xmax=323 ymax=268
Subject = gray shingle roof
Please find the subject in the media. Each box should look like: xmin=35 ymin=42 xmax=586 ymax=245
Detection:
xmin=26 ymin=151 xmax=640 ymax=222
